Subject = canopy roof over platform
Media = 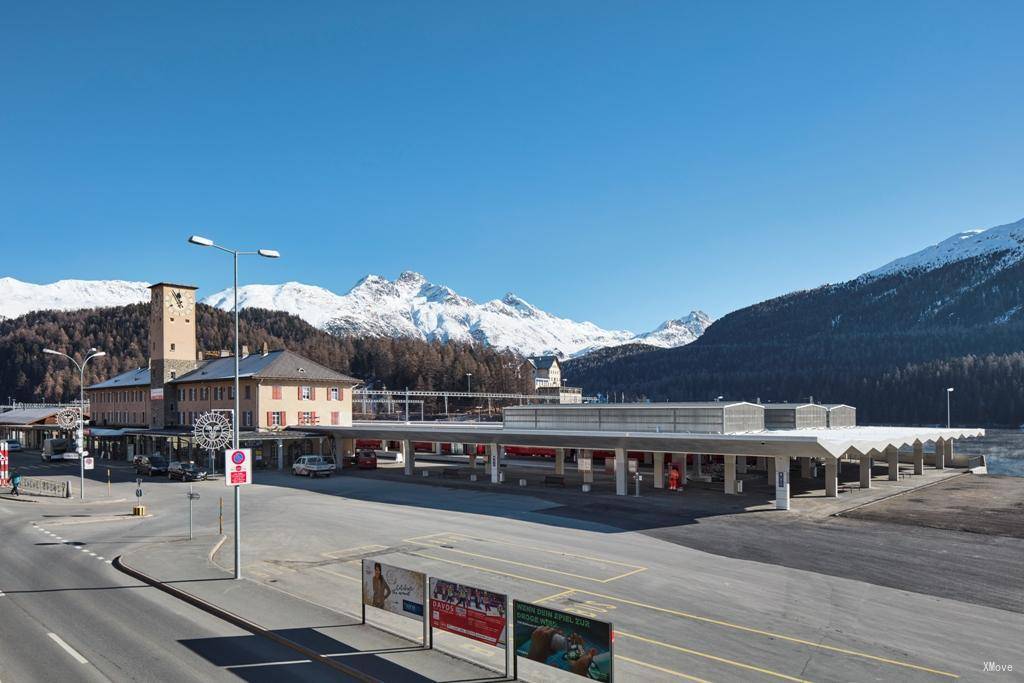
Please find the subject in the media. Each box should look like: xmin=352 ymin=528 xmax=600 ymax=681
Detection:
xmin=297 ymin=422 xmax=985 ymax=460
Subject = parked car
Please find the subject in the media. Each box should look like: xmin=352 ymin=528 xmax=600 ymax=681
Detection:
xmin=4 ymin=439 xmax=23 ymax=452
xmin=168 ymin=461 xmax=207 ymax=482
xmin=356 ymin=450 xmax=378 ymax=470
xmin=42 ymin=437 xmax=69 ymax=461
xmin=292 ymin=455 xmax=334 ymax=477
xmin=138 ymin=455 xmax=169 ymax=476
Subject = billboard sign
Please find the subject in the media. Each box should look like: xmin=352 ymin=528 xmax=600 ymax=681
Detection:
xmin=224 ymin=448 xmax=252 ymax=486
xmin=513 ymin=600 xmax=613 ymax=681
xmin=361 ymin=560 xmax=425 ymax=622
xmin=150 ymin=388 xmax=164 ymax=400
xmin=429 ymin=577 xmax=507 ymax=648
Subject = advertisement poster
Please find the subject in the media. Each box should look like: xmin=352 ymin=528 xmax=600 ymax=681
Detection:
xmin=514 ymin=600 xmax=613 ymax=682
xmin=361 ymin=560 xmax=425 ymax=622
xmin=429 ymin=578 xmax=507 ymax=648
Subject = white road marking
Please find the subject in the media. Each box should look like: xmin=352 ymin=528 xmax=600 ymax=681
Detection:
xmin=96 ymin=557 xmax=105 ymax=561
xmin=227 ymin=659 xmax=310 ymax=669
xmin=87 ymin=551 xmax=96 ymax=556
xmin=47 ymin=633 xmax=89 ymax=664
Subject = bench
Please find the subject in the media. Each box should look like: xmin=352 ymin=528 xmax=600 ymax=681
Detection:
xmin=442 ymin=468 xmax=461 ymax=479
xmin=544 ymin=475 xmax=566 ymax=488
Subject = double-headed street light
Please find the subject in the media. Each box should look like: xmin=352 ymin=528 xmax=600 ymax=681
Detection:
xmin=188 ymin=234 xmax=279 ymax=580
xmin=946 ymin=387 xmax=954 ymax=428
xmin=42 ymin=347 xmax=106 ymax=499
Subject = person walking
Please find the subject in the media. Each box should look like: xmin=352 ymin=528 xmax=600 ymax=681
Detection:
xmin=11 ymin=469 xmax=22 ymax=496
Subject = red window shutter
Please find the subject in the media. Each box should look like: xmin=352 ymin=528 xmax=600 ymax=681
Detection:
xmin=310 ymin=387 xmax=315 ymax=401
xmin=281 ymin=411 xmax=287 ymax=425
xmin=266 ymin=411 xmax=272 ymax=426
xmin=297 ymin=386 xmax=302 ymax=400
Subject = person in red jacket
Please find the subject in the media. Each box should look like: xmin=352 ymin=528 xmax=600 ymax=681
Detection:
xmin=668 ymin=466 xmax=681 ymax=491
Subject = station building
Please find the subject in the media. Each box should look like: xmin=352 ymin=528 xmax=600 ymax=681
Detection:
xmin=83 ymin=282 xmax=359 ymax=466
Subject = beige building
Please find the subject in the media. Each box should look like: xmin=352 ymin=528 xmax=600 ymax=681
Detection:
xmin=85 ymin=282 xmax=359 ymax=466
xmin=523 ymin=355 xmax=562 ymax=389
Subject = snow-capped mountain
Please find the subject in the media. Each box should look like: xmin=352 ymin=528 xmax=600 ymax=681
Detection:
xmin=0 ymin=277 xmax=150 ymax=320
xmin=203 ymin=271 xmax=711 ymax=357
xmin=866 ymin=217 xmax=1024 ymax=278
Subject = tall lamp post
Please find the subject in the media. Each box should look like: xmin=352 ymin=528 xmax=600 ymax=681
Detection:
xmin=42 ymin=347 xmax=106 ymax=499
xmin=466 ymin=373 xmax=472 ymax=393
xmin=189 ymin=235 xmax=280 ymax=580
xmin=946 ymin=387 xmax=954 ymax=428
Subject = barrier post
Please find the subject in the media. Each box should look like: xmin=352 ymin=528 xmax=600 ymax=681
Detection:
xmin=107 ymin=469 xmax=111 ymax=497
xmin=422 ymin=574 xmax=430 ymax=648
xmin=507 ymin=595 xmax=515 ymax=680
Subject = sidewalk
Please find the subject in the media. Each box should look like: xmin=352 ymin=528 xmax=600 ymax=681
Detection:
xmin=118 ymin=535 xmax=507 ymax=682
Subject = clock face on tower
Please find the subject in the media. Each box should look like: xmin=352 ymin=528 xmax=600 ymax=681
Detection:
xmin=165 ymin=288 xmax=194 ymax=315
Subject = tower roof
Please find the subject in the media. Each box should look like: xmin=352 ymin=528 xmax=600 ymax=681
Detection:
xmin=149 ymin=282 xmax=198 ymax=291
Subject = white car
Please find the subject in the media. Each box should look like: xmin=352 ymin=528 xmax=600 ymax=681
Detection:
xmin=292 ymin=455 xmax=334 ymax=477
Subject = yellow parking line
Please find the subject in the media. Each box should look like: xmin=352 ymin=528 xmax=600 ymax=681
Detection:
xmin=534 ymin=589 xmax=576 ymax=604
xmin=617 ymin=656 xmax=715 ymax=683
xmin=322 ymin=544 xmax=388 ymax=560
xmin=415 ymin=545 xmax=632 ymax=583
xmin=439 ymin=532 xmax=647 ymax=571
xmin=618 ymin=631 xmax=810 ymax=682
xmin=410 ymin=551 xmax=959 ymax=679
xmin=314 ymin=566 xmax=361 ymax=583
xmin=406 ymin=534 xmax=646 ymax=582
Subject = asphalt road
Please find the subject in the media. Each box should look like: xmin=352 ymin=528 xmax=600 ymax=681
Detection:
xmin=0 ymin=454 xmax=357 ymax=682
xmin=4 ymin=451 xmax=1023 ymax=682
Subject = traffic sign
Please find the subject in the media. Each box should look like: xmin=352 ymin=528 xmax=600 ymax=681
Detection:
xmin=0 ymin=440 xmax=9 ymax=487
xmin=187 ymin=491 xmax=201 ymax=500
xmin=84 ymin=456 xmax=94 ymax=470
xmin=224 ymin=448 xmax=252 ymax=487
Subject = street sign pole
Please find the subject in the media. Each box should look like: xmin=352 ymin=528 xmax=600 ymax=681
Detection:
xmin=189 ymin=485 xmax=194 ymax=540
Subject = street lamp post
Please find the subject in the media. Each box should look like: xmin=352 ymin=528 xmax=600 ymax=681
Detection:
xmin=189 ymin=235 xmax=279 ymax=580
xmin=466 ymin=373 xmax=472 ymax=393
xmin=43 ymin=347 xmax=106 ymax=499
xmin=946 ymin=387 xmax=954 ymax=428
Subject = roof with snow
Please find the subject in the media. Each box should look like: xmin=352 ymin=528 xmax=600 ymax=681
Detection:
xmin=526 ymin=356 xmax=560 ymax=369
xmin=87 ymin=367 xmax=151 ymax=390
xmin=0 ymin=407 xmax=64 ymax=425
xmin=169 ymin=349 xmax=358 ymax=385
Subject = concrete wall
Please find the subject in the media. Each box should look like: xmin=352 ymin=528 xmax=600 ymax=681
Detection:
xmin=503 ymin=403 xmax=765 ymax=434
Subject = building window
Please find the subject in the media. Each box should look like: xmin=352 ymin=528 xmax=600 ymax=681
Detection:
xmin=170 ymin=343 xmax=176 ymax=351
xmin=244 ymin=385 xmax=251 ymax=400
xmin=200 ymin=387 xmax=208 ymax=400
xmin=178 ymin=389 xmax=184 ymax=401
xmin=170 ymin=370 xmax=177 ymax=379
xmin=229 ymin=386 xmax=235 ymax=400
xmin=243 ymin=411 xmax=253 ymax=427
xmin=331 ymin=411 xmax=340 ymax=426
xmin=188 ymin=387 xmax=195 ymax=401
xmin=142 ymin=412 xmax=146 ymax=424
xmin=299 ymin=411 xmax=317 ymax=425
xmin=330 ymin=387 xmax=339 ymax=401
xmin=300 ymin=386 xmax=311 ymax=401
xmin=272 ymin=385 xmax=282 ymax=400
xmin=269 ymin=411 xmax=283 ymax=427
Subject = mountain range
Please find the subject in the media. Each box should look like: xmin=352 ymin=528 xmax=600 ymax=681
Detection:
xmin=566 ymin=215 xmax=1024 ymax=425
xmin=0 ymin=271 xmax=711 ymax=358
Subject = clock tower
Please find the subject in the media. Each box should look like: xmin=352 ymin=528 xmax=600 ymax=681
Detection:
xmin=149 ymin=282 xmax=199 ymax=428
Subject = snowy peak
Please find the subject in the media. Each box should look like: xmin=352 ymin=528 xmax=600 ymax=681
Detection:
xmin=202 ymin=273 xmax=710 ymax=357
xmin=866 ymin=217 xmax=1024 ymax=278
xmin=636 ymin=310 xmax=714 ymax=348
xmin=0 ymin=277 xmax=151 ymax=320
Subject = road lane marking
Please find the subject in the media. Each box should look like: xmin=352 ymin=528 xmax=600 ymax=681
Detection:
xmin=47 ymin=633 xmax=88 ymax=664
xmin=407 ymin=532 xmax=647 ymax=582
xmin=228 ymin=659 xmax=311 ymax=671
xmin=535 ymin=589 xmax=576 ymax=603
xmin=617 ymin=656 xmax=715 ymax=683
xmin=410 ymin=551 xmax=959 ymax=679
xmin=618 ymin=631 xmax=811 ymax=682
xmin=314 ymin=566 xmax=360 ymax=583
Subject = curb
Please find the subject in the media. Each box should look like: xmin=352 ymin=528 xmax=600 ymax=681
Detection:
xmin=0 ymin=494 xmax=37 ymax=503
xmin=832 ymin=471 xmax=970 ymax=517
xmin=113 ymin=554 xmax=381 ymax=683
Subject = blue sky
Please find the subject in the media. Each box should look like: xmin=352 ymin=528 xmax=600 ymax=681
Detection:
xmin=2 ymin=1 xmax=1023 ymax=331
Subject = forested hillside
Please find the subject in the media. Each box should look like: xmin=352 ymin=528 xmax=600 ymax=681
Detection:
xmin=0 ymin=304 xmax=529 ymax=403
xmin=566 ymin=253 xmax=1024 ymax=426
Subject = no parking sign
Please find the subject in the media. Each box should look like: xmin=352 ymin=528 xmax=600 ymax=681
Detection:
xmin=224 ymin=448 xmax=252 ymax=487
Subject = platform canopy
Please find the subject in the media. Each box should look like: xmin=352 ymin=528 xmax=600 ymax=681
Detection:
xmin=296 ymin=422 xmax=985 ymax=460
